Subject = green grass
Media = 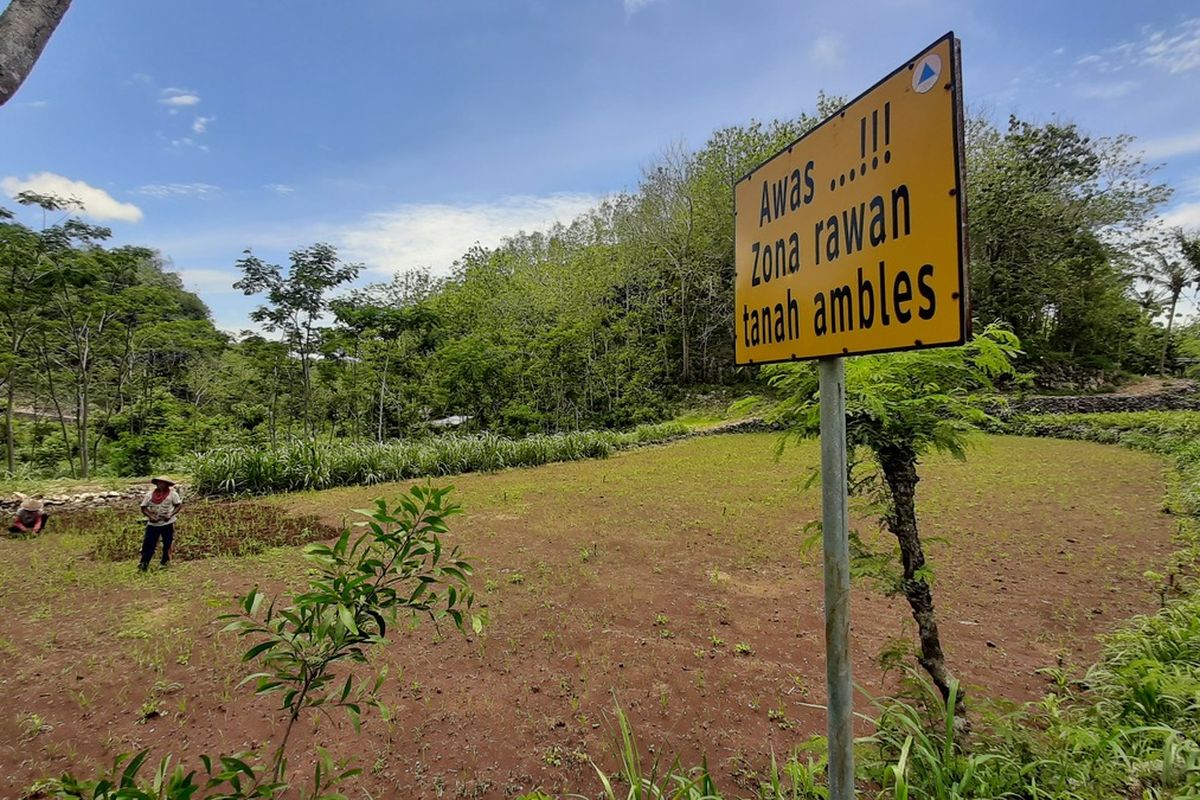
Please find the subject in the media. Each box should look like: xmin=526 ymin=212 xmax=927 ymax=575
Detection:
xmin=1008 ymin=410 xmax=1200 ymax=589
xmin=856 ymin=412 xmax=1200 ymax=799
xmin=190 ymin=423 xmax=690 ymax=496
xmin=1005 ymin=410 xmax=1200 ymax=454
xmin=673 ymin=410 xmax=729 ymax=429
xmin=515 ymin=418 xmax=1200 ymax=799
xmin=0 ymin=475 xmax=146 ymax=496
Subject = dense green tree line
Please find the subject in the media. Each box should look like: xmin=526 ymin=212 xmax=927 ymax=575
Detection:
xmin=1 ymin=99 xmax=1194 ymax=477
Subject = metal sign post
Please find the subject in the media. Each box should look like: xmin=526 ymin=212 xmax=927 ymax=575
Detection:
xmin=818 ymin=356 xmax=854 ymax=800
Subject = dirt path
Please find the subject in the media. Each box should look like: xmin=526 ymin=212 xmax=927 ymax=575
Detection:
xmin=0 ymin=434 xmax=1177 ymax=798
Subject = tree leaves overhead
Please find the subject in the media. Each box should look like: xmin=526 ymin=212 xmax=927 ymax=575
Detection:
xmin=759 ymin=325 xmax=1023 ymax=460
xmin=966 ymin=115 xmax=1171 ymax=379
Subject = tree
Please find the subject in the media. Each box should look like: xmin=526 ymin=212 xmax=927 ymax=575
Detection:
xmin=754 ymin=327 xmax=1021 ymax=714
xmin=967 ymin=115 xmax=1169 ymax=382
xmin=0 ymin=0 xmax=73 ymax=106
xmin=0 ymin=204 xmax=48 ymax=470
xmin=234 ymin=243 xmax=362 ymax=438
xmin=1140 ymin=234 xmax=1195 ymax=376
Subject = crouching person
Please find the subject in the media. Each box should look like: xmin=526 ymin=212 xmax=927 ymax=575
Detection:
xmin=9 ymin=498 xmax=48 ymax=536
xmin=139 ymin=476 xmax=182 ymax=571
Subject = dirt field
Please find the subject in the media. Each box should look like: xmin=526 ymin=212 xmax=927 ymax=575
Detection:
xmin=0 ymin=434 xmax=1177 ymax=798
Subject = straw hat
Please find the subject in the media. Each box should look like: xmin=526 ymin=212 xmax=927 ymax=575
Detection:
xmin=151 ymin=476 xmax=176 ymax=488
xmin=19 ymin=498 xmax=44 ymax=512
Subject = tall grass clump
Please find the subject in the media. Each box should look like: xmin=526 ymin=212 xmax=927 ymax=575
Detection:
xmin=191 ymin=422 xmax=689 ymax=496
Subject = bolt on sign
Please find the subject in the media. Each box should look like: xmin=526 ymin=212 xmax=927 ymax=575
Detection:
xmin=734 ymin=32 xmax=968 ymax=365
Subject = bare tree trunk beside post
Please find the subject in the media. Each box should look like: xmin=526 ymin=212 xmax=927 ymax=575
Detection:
xmin=38 ymin=343 xmax=75 ymax=477
xmin=878 ymin=443 xmax=966 ymax=720
xmin=377 ymin=353 xmax=389 ymax=443
xmin=77 ymin=373 xmax=89 ymax=478
xmin=0 ymin=0 xmax=73 ymax=106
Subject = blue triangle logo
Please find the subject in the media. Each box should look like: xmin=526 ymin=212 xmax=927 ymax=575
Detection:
xmin=920 ymin=63 xmax=936 ymax=83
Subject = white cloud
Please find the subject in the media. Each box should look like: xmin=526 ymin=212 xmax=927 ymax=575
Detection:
xmin=1141 ymin=18 xmax=1200 ymax=74
xmin=623 ymin=0 xmax=660 ymax=14
xmin=1163 ymin=201 xmax=1200 ymax=231
xmin=264 ymin=183 xmax=295 ymax=195
xmin=192 ymin=115 xmax=214 ymax=134
xmin=809 ymin=32 xmax=843 ymax=70
xmin=1 ymin=172 xmax=143 ymax=223
xmin=132 ymin=183 xmax=220 ymax=199
xmin=176 ymin=267 xmax=241 ymax=293
xmin=169 ymin=137 xmax=209 ymax=153
xmin=336 ymin=193 xmax=600 ymax=275
xmin=1084 ymin=19 xmax=1200 ymax=77
xmin=1075 ymin=79 xmax=1138 ymax=100
xmin=160 ymin=88 xmax=201 ymax=107
xmin=1140 ymin=131 xmax=1200 ymax=160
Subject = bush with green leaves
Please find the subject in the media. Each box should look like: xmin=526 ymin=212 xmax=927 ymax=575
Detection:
xmin=43 ymin=484 xmax=480 ymax=799
xmin=740 ymin=325 xmax=1021 ymax=712
xmin=862 ymin=592 xmax=1200 ymax=799
xmin=190 ymin=422 xmax=690 ymax=496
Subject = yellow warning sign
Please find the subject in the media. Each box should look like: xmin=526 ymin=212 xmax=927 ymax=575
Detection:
xmin=734 ymin=32 xmax=968 ymax=365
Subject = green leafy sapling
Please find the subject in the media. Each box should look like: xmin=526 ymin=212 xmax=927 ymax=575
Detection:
xmin=222 ymin=483 xmax=482 ymax=781
xmin=746 ymin=325 xmax=1020 ymax=717
xmin=46 ymin=484 xmax=481 ymax=799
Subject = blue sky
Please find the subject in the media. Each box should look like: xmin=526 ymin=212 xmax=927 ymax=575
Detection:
xmin=2 ymin=0 xmax=1199 ymax=332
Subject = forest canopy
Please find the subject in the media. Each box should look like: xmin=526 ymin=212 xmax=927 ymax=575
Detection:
xmin=0 ymin=100 xmax=1193 ymax=478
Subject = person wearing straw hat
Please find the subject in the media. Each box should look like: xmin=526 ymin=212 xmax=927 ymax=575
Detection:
xmin=8 ymin=497 xmax=48 ymax=535
xmin=139 ymin=476 xmax=182 ymax=571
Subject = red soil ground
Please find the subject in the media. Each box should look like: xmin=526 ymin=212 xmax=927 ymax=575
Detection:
xmin=0 ymin=434 xmax=1177 ymax=798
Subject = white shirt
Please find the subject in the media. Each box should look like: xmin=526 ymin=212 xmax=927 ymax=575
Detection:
xmin=141 ymin=488 xmax=182 ymax=527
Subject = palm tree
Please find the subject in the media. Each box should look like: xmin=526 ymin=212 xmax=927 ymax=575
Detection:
xmin=1142 ymin=232 xmax=1197 ymax=376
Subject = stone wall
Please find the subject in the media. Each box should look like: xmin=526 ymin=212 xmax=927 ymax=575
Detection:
xmin=0 ymin=486 xmax=149 ymax=514
xmin=696 ymin=418 xmax=781 ymax=435
xmin=1011 ymin=385 xmax=1200 ymax=415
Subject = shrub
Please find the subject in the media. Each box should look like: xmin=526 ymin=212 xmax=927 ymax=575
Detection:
xmin=51 ymin=503 xmax=338 ymax=562
xmin=189 ymin=422 xmax=690 ymax=496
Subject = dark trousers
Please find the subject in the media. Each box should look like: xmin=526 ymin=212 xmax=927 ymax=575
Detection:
xmin=140 ymin=523 xmax=174 ymax=567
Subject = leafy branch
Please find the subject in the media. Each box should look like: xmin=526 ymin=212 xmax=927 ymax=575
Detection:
xmin=45 ymin=484 xmax=481 ymax=799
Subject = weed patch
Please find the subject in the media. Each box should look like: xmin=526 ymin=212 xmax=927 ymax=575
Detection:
xmin=51 ymin=502 xmax=338 ymax=563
